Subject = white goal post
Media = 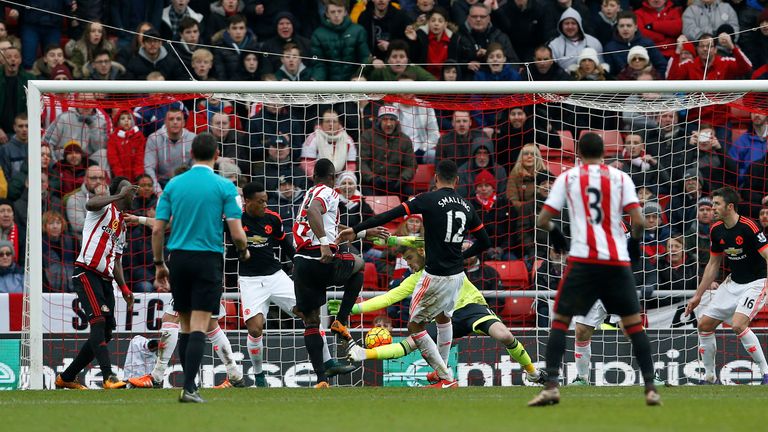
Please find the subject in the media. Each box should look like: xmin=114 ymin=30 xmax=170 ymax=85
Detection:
xmin=24 ymin=79 xmax=768 ymax=390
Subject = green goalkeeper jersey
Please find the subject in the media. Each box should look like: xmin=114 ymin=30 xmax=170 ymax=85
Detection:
xmin=356 ymin=270 xmax=487 ymax=314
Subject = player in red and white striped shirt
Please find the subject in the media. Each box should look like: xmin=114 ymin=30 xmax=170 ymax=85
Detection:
xmin=528 ymin=133 xmax=661 ymax=407
xmin=56 ymin=177 xmax=138 ymax=390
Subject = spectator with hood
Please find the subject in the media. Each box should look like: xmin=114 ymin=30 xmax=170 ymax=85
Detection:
xmin=262 ymin=11 xmax=312 ymax=71
xmin=548 ymin=7 xmax=604 ymax=72
xmin=457 ymin=135 xmax=507 ymax=199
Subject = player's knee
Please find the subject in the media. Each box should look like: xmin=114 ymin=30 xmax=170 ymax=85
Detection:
xmin=247 ymin=327 xmax=263 ymax=338
xmin=302 ymin=309 xmax=321 ymax=326
xmin=731 ymin=322 xmax=748 ymax=335
xmin=575 ymin=325 xmax=593 ymax=342
xmin=697 ymin=320 xmax=715 ymax=333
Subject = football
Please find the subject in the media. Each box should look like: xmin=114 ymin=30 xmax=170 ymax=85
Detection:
xmin=364 ymin=326 xmax=393 ymax=349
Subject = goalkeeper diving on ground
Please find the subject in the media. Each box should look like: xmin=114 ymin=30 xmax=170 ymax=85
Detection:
xmin=329 ymin=242 xmax=546 ymax=385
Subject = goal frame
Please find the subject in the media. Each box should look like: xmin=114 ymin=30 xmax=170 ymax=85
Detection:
xmin=25 ymin=79 xmax=768 ymax=390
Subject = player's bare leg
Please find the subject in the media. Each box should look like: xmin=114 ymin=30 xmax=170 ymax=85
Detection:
xmin=409 ymin=314 xmax=456 ymax=388
xmin=619 ymin=313 xmax=660 ymax=406
xmin=697 ymin=315 xmax=722 ymax=384
xmin=571 ymin=323 xmax=596 ymax=385
xmin=529 ymin=313 xmax=572 ymax=406
xmin=486 ymin=321 xmax=545 ymax=384
xmin=731 ymin=312 xmax=768 ymax=384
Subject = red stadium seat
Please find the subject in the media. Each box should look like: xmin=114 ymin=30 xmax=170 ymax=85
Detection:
xmin=485 ymin=260 xmax=529 ymax=289
xmin=538 ymin=144 xmax=564 ymax=161
xmin=557 ymin=129 xmax=576 ymax=154
xmin=545 ymin=159 xmax=575 ymax=176
xmin=580 ymin=129 xmax=623 ymax=157
xmin=364 ymin=262 xmax=382 ymax=290
xmin=500 ymin=297 xmax=536 ymax=327
xmin=368 ymin=196 xmax=402 ymax=214
xmin=413 ymin=164 xmax=435 ymax=192
xmin=221 ymin=300 xmax=243 ymax=329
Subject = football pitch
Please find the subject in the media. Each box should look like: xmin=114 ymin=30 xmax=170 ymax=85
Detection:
xmin=1 ymin=386 xmax=765 ymax=432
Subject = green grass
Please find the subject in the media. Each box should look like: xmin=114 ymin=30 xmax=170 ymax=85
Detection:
xmin=2 ymin=386 xmax=766 ymax=432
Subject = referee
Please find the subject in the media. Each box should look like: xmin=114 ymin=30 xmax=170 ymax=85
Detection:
xmin=152 ymin=132 xmax=249 ymax=403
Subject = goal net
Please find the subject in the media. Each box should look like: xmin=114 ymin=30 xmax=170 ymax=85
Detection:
xmin=16 ymin=79 xmax=768 ymax=390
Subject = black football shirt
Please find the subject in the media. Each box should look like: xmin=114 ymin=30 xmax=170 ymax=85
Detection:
xmin=710 ymin=216 xmax=768 ymax=284
xmin=403 ymin=187 xmax=484 ymax=276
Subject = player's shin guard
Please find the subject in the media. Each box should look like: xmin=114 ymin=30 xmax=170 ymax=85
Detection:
xmin=183 ymin=331 xmax=206 ymax=393
xmin=247 ymin=334 xmax=264 ymax=375
xmin=152 ymin=322 xmax=179 ymax=382
xmin=436 ymin=322 xmax=453 ymax=365
xmin=336 ymin=272 xmax=363 ymax=325
xmin=626 ymin=323 xmax=656 ymax=391
xmin=574 ymin=340 xmax=592 ymax=379
xmin=208 ymin=327 xmax=241 ymax=380
xmin=738 ymin=328 xmax=768 ymax=374
xmin=88 ymin=318 xmax=114 ymax=378
xmin=304 ymin=326 xmax=327 ymax=383
xmin=61 ymin=341 xmax=95 ymax=382
xmin=698 ymin=331 xmax=717 ymax=380
xmin=413 ymin=330 xmax=452 ymax=381
xmin=544 ymin=320 xmax=569 ymax=388
xmin=506 ymin=338 xmax=535 ymax=374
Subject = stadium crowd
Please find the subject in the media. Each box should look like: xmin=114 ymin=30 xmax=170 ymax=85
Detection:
xmin=1 ymin=0 xmax=767 ymax=328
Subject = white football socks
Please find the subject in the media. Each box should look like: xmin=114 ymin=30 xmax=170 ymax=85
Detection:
xmin=699 ymin=331 xmax=717 ymax=381
xmin=247 ymin=334 xmax=264 ymax=375
xmin=413 ymin=330 xmax=453 ymax=381
xmin=151 ymin=321 xmax=179 ymax=382
xmin=574 ymin=340 xmax=592 ymax=380
xmin=436 ymin=322 xmax=453 ymax=366
xmin=208 ymin=326 xmax=242 ymax=381
xmin=738 ymin=328 xmax=768 ymax=375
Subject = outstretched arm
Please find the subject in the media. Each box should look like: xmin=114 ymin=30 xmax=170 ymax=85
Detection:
xmin=86 ymin=185 xmax=138 ymax=211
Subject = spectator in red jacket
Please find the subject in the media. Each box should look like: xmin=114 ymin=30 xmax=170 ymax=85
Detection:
xmin=667 ymin=33 xmax=752 ymax=129
xmin=635 ymin=0 xmax=683 ymax=58
xmin=107 ymin=109 xmax=147 ymax=182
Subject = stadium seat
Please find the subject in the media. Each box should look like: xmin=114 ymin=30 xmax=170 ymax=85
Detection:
xmin=363 ymin=262 xmax=382 ymax=290
xmin=557 ymin=129 xmax=576 ymax=154
xmin=368 ymin=195 xmax=402 ymax=214
xmin=485 ymin=260 xmax=529 ymax=289
xmin=500 ymin=297 xmax=536 ymax=327
xmin=413 ymin=164 xmax=435 ymax=192
xmin=222 ymin=300 xmax=243 ymax=329
xmin=545 ymin=159 xmax=575 ymax=176
xmin=538 ymin=144 xmax=564 ymax=161
xmin=580 ymin=129 xmax=623 ymax=157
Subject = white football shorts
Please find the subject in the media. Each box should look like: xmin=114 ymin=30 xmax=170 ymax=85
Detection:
xmin=239 ymin=270 xmax=296 ymax=322
xmin=409 ymin=271 xmax=465 ymax=324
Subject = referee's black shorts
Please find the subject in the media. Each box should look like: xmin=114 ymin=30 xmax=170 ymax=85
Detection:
xmin=554 ymin=261 xmax=640 ymax=318
xmin=72 ymin=267 xmax=117 ymax=329
xmin=168 ymin=250 xmax=224 ymax=314
xmin=293 ymin=252 xmax=357 ymax=313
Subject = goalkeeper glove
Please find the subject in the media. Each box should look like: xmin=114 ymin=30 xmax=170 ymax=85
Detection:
xmin=548 ymin=226 xmax=568 ymax=254
xmin=372 ymin=235 xmax=424 ymax=248
xmin=327 ymin=299 xmax=341 ymax=316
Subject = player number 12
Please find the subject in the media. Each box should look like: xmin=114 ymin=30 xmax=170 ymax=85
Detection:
xmin=445 ymin=210 xmax=467 ymax=243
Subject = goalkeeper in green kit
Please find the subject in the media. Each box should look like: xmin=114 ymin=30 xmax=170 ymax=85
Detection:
xmin=331 ymin=241 xmax=546 ymax=385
